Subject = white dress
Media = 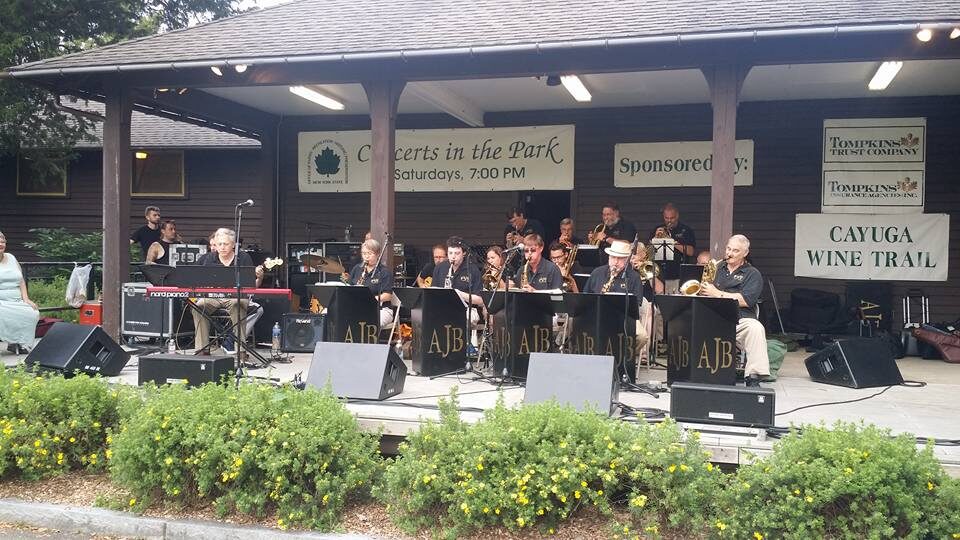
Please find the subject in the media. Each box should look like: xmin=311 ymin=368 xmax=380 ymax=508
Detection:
xmin=0 ymin=253 xmax=40 ymax=345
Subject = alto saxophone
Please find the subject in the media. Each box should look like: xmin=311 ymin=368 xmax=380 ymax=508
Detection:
xmin=356 ymin=268 xmax=367 ymax=286
xmin=521 ymin=261 xmax=530 ymax=288
xmin=601 ymin=268 xmax=619 ymax=293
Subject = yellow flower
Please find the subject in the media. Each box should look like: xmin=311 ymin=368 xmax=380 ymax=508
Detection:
xmin=630 ymin=495 xmax=647 ymax=507
xmin=34 ymin=440 xmax=41 ymax=447
xmin=69 ymin=437 xmax=76 ymax=443
xmin=928 ymin=482 xmax=935 ymax=491
xmin=482 ymin=507 xmax=490 ymax=514
xmin=597 ymin=489 xmax=604 ymax=496
xmin=844 ymin=467 xmax=853 ymax=475
xmin=92 ymin=422 xmax=100 ymax=428
xmin=574 ymin=490 xmax=581 ymax=499
xmin=164 ymin=457 xmax=173 ymax=465
xmin=495 ymin=508 xmax=500 ymax=515
xmin=716 ymin=520 xmax=727 ymax=531
xmin=477 ymin=462 xmax=484 ymax=471
xmin=129 ymin=498 xmax=137 ymax=507
xmin=668 ymin=464 xmax=677 ymax=473
xmin=805 ymin=496 xmax=814 ymax=503
xmin=249 ymin=429 xmax=257 ymax=436
xmin=581 ymin=480 xmax=587 ymax=487
xmin=794 ymin=489 xmax=800 ymax=495
xmin=558 ymin=441 xmax=567 ymax=448
xmin=105 ymin=449 xmax=112 ymax=460
xmin=706 ymin=463 xmax=714 ymax=471
xmin=516 ymin=517 xmax=525 ymax=527
xmin=607 ymin=442 xmax=614 ymax=449
xmin=679 ymin=464 xmax=689 ymax=472
xmin=754 ymin=532 xmax=764 ymax=540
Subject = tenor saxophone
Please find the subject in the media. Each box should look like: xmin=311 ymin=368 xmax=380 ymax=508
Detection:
xmin=601 ymin=268 xmax=619 ymax=293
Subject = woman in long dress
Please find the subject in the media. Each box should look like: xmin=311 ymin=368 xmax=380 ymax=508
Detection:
xmin=0 ymin=231 xmax=39 ymax=353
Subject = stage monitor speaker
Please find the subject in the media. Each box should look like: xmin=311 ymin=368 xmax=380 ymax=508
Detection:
xmin=138 ymin=353 xmax=234 ymax=387
xmin=25 ymin=322 xmax=129 ymax=377
xmin=306 ymin=342 xmax=406 ymax=400
xmin=670 ymin=382 xmax=775 ymax=428
xmin=281 ymin=313 xmax=324 ymax=352
xmin=524 ymin=353 xmax=618 ymax=415
xmin=805 ymin=337 xmax=903 ymax=389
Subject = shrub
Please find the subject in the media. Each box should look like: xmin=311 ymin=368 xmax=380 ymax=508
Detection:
xmin=720 ymin=422 xmax=960 ymax=539
xmin=108 ymin=382 xmax=382 ymax=530
xmin=0 ymin=368 xmax=131 ymax=480
xmin=26 ymin=276 xmax=78 ymax=322
xmin=376 ymin=391 xmax=723 ymax=539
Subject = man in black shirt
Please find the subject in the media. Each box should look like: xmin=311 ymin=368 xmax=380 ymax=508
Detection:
xmin=698 ymin=234 xmax=769 ymax=386
xmin=416 ymin=244 xmax=447 ymax=288
xmin=130 ymin=205 xmax=162 ymax=258
xmin=348 ymin=238 xmax=396 ymax=328
xmin=504 ymin=208 xmax=545 ymax=249
xmin=512 ymin=234 xmax=563 ymax=291
xmin=145 ymin=220 xmax=178 ymax=266
xmin=583 ymin=240 xmax=644 ymax=298
xmin=556 ymin=218 xmax=584 ymax=248
xmin=649 ymin=202 xmax=697 ymax=264
xmin=588 ymin=203 xmax=637 ymax=247
xmin=432 ymin=236 xmax=484 ymax=324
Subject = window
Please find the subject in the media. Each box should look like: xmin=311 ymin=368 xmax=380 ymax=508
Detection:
xmin=132 ymin=150 xmax=185 ymax=197
xmin=16 ymin=153 xmax=68 ymax=197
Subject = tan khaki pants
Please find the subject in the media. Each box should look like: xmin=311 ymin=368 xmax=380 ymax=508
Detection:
xmin=192 ymin=298 xmax=249 ymax=350
xmin=736 ymin=318 xmax=770 ymax=377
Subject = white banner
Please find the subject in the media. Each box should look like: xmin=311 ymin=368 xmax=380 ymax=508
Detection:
xmin=297 ymin=125 xmax=574 ymax=192
xmin=794 ymin=213 xmax=949 ymax=281
xmin=822 ymin=117 xmax=926 ymax=213
xmin=613 ymin=140 xmax=754 ymax=187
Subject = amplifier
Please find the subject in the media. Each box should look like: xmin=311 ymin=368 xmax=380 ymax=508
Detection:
xmin=281 ymin=313 xmax=325 ymax=352
xmin=670 ymin=382 xmax=775 ymax=428
xmin=168 ymin=244 xmax=208 ymax=266
xmin=138 ymin=353 xmax=234 ymax=387
xmin=121 ymin=282 xmax=194 ymax=338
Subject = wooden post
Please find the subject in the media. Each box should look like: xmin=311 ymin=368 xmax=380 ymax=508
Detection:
xmin=101 ymin=86 xmax=133 ymax=340
xmin=258 ymin=129 xmax=277 ymax=254
xmin=362 ymin=81 xmax=405 ymax=242
xmin=702 ymin=65 xmax=749 ymax=257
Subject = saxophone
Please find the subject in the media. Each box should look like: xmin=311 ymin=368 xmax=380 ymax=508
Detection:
xmin=601 ymin=268 xmax=619 ymax=293
xmin=681 ymin=258 xmax=720 ymax=296
xmin=356 ymin=267 xmax=367 ymax=286
xmin=520 ymin=261 xmax=530 ymax=288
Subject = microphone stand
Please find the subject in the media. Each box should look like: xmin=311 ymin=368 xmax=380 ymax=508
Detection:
xmin=619 ymin=234 xmax=657 ymax=398
xmin=231 ymin=203 xmax=272 ymax=388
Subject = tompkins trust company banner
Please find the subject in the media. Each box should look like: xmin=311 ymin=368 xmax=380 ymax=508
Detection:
xmin=821 ymin=117 xmax=926 ymax=214
xmin=613 ymin=140 xmax=754 ymax=187
xmin=794 ymin=213 xmax=948 ymax=281
xmin=297 ymin=125 xmax=574 ymax=192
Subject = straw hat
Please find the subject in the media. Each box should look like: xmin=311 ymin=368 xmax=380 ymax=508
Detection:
xmin=604 ymin=240 xmax=632 ymax=258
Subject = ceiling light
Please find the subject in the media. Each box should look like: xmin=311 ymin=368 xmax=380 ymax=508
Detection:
xmin=560 ymin=75 xmax=592 ymax=102
xmin=176 ymin=88 xmax=189 ymax=95
xmin=156 ymin=88 xmax=170 ymax=92
xmin=234 ymin=64 xmax=248 ymax=73
xmin=135 ymin=151 xmax=149 ymax=160
xmin=950 ymin=27 xmax=960 ymax=39
xmin=289 ymin=85 xmax=345 ymax=110
xmin=210 ymin=65 xmax=223 ymax=76
xmin=915 ymin=28 xmax=933 ymax=42
xmin=868 ymin=61 xmax=903 ymax=91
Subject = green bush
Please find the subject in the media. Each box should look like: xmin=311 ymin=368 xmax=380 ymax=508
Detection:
xmin=719 ymin=422 xmax=960 ymax=539
xmin=0 ymin=368 xmax=132 ymax=480
xmin=108 ymin=382 xmax=382 ymax=530
xmin=26 ymin=276 xmax=77 ymax=323
xmin=376 ymin=391 xmax=723 ymax=538
xmin=25 ymin=227 xmax=104 ymax=263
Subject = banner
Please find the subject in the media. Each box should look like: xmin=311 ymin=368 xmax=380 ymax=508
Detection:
xmin=613 ymin=140 xmax=754 ymax=187
xmin=822 ymin=117 xmax=926 ymax=213
xmin=297 ymin=125 xmax=574 ymax=192
xmin=794 ymin=213 xmax=949 ymax=281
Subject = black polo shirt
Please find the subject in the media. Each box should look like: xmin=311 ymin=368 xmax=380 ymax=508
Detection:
xmin=131 ymin=225 xmax=161 ymax=257
xmin=604 ymin=218 xmax=638 ymax=243
xmin=647 ymin=222 xmax=697 ymax=263
xmin=432 ymin=260 xmax=482 ymax=294
xmin=513 ymin=258 xmax=563 ymax=290
xmin=349 ymin=263 xmax=394 ymax=296
xmin=202 ymin=250 xmax=254 ymax=268
xmin=583 ymin=265 xmax=645 ymax=300
xmin=503 ymin=218 xmax=546 ymax=241
xmin=713 ymin=262 xmax=762 ymax=319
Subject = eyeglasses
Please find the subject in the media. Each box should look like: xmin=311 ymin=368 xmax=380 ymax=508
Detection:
xmin=523 ymin=248 xmax=537 ymax=253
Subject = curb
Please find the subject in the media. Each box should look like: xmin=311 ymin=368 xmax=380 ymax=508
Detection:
xmin=0 ymin=499 xmax=376 ymax=540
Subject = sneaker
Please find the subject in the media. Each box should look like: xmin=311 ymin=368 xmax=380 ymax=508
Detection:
xmin=222 ymin=338 xmax=236 ymax=355
xmin=745 ymin=376 xmax=761 ymax=388
xmin=466 ymin=344 xmax=478 ymax=358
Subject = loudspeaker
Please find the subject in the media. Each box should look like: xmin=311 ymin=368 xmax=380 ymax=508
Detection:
xmin=670 ymin=382 xmax=776 ymax=427
xmin=281 ymin=313 xmax=325 ymax=352
xmin=524 ymin=353 xmax=619 ymax=415
xmin=805 ymin=337 xmax=903 ymax=388
xmin=138 ymin=353 xmax=234 ymax=387
xmin=305 ymin=342 xmax=406 ymax=400
xmin=25 ymin=322 xmax=130 ymax=376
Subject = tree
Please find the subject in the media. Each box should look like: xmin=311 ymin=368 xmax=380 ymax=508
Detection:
xmin=0 ymin=0 xmax=244 ymax=170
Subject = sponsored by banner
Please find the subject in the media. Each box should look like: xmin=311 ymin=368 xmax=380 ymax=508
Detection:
xmin=794 ymin=213 xmax=948 ymax=281
xmin=821 ymin=118 xmax=926 ymax=213
xmin=297 ymin=125 xmax=574 ymax=192
xmin=613 ymin=140 xmax=754 ymax=187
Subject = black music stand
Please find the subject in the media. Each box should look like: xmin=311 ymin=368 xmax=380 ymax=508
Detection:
xmin=574 ymin=245 xmax=603 ymax=271
xmin=655 ymin=295 xmax=739 ymax=385
xmin=485 ymin=290 xmax=556 ymax=381
xmin=680 ymin=264 xmax=705 ymax=284
xmin=565 ymin=292 xmax=642 ymax=385
xmin=393 ymin=287 xmax=469 ymax=377
xmin=306 ymin=284 xmax=379 ymax=344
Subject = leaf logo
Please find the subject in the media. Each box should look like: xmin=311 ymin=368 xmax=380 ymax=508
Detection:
xmin=315 ymin=146 xmax=341 ymax=176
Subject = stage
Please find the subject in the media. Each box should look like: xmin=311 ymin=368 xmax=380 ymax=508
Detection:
xmin=4 ymin=347 xmax=959 ymax=476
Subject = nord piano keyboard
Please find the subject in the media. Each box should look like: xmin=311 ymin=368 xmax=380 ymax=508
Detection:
xmin=145 ymin=286 xmax=292 ymax=300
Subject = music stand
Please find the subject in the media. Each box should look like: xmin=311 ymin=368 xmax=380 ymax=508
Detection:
xmin=680 ymin=264 xmax=705 ymax=284
xmin=652 ymin=238 xmax=680 ymax=285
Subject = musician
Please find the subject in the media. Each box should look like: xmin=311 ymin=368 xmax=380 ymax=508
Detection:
xmin=588 ymin=203 xmax=637 ymax=246
xmin=698 ymin=234 xmax=770 ymax=386
xmin=696 ymin=250 xmax=712 ymax=265
xmin=145 ymin=220 xmax=178 ymax=265
xmin=649 ymin=203 xmax=696 ymax=263
xmin=512 ymin=234 xmax=563 ymax=291
xmin=348 ymin=238 xmax=395 ymax=328
xmin=191 ymin=228 xmax=264 ymax=356
xmin=583 ymin=240 xmax=643 ymax=298
xmin=129 ymin=205 xmax=162 ymax=257
xmin=416 ymin=244 xmax=447 ymax=287
xmin=504 ymin=208 xmax=545 ymax=248
xmin=548 ymin=241 xmax=583 ymax=294
xmin=557 ymin=218 xmax=584 ymax=247
xmin=432 ymin=236 xmax=484 ymax=322
xmin=484 ymin=245 xmax=509 ymax=290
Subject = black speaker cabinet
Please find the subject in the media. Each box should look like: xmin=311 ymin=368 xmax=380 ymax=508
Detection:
xmin=524 ymin=352 xmax=619 ymax=415
xmin=26 ymin=322 xmax=130 ymax=377
xmin=281 ymin=313 xmax=325 ymax=352
xmin=670 ymin=382 xmax=775 ymax=428
xmin=805 ymin=337 xmax=903 ymax=389
xmin=306 ymin=342 xmax=406 ymax=400
xmin=138 ymin=353 xmax=234 ymax=387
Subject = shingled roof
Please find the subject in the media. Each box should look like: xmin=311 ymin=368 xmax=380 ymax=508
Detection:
xmin=8 ymin=0 xmax=960 ymax=74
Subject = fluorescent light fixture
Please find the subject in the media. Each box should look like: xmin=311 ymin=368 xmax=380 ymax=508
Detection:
xmin=868 ymin=61 xmax=903 ymax=91
xmin=289 ymin=85 xmax=345 ymax=110
xmin=234 ymin=64 xmax=248 ymax=73
xmin=560 ymin=75 xmax=592 ymax=102
xmin=950 ymin=27 xmax=960 ymax=39
xmin=916 ymin=28 xmax=933 ymax=42
xmin=210 ymin=65 xmax=223 ymax=76
xmin=135 ymin=151 xmax=149 ymax=160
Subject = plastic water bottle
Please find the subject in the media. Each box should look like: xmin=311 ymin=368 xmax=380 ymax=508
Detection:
xmin=167 ymin=338 xmax=176 ymax=354
xmin=271 ymin=322 xmax=282 ymax=354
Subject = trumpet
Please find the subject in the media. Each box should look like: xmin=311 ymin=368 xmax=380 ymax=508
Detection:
xmin=680 ymin=257 xmax=723 ymax=296
xmin=589 ymin=223 xmax=606 ymax=246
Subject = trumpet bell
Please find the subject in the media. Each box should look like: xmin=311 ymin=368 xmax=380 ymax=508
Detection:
xmin=680 ymin=279 xmax=701 ymax=296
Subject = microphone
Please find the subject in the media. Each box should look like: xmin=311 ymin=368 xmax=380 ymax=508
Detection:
xmin=503 ymin=244 xmax=524 ymax=254
xmin=237 ymin=199 xmax=254 ymax=207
